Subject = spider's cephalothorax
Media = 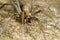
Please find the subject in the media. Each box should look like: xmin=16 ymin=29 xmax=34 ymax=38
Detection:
xmin=22 ymin=5 xmax=32 ymax=23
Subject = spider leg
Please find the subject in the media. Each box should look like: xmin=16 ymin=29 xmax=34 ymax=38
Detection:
xmin=0 ymin=3 xmax=13 ymax=9
xmin=34 ymin=10 xmax=42 ymax=15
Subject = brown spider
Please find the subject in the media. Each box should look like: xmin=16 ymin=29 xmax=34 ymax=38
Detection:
xmin=0 ymin=0 xmax=41 ymax=24
xmin=0 ymin=0 xmax=57 ymax=40
xmin=0 ymin=0 xmax=54 ymax=24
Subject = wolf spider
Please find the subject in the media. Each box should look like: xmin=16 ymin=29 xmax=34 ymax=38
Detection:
xmin=0 ymin=1 xmax=40 ymax=24
xmin=0 ymin=0 xmax=57 ymax=40
xmin=0 ymin=0 xmax=54 ymax=24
